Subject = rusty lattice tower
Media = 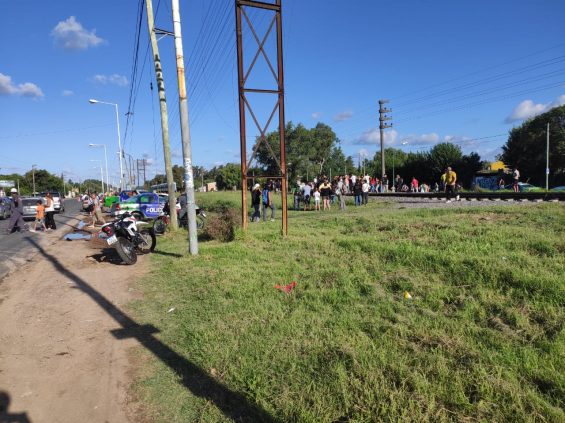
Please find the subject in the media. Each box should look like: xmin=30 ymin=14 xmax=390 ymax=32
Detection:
xmin=235 ymin=0 xmax=288 ymax=235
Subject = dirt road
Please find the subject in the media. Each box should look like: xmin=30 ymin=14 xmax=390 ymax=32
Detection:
xmin=0 ymin=227 xmax=147 ymax=422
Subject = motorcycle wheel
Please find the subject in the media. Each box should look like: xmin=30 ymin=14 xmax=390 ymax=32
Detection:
xmin=154 ymin=218 xmax=167 ymax=235
xmin=115 ymin=237 xmax=138 ymax=265
xmin=137 ymin=230 xmax=157 ymax=254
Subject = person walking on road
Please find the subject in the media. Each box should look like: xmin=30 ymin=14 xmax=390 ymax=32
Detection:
xmin=44 ymin=192 xmax=56 ymax=230
xmin=7 ymin=188 xmax=27 ymax=234
xmin=31 ymin=200 xmax=47 ymax=232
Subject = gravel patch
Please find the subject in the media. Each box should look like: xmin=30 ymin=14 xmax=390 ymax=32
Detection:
xmin=370 ymin=196 xmax=546 ymax=209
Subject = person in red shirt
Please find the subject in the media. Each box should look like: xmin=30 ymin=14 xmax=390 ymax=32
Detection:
xmin=411 ymin=177 xmax=419 ymax=192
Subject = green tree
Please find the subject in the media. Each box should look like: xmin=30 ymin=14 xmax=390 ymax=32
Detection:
xmin=501 ymin=105 xmax=565 ymax=186
xmin=427 ymin=143 xmax=463 ymax=176
xmin=215 ymin=163 xmax=242 ymax=190
xmin=255 ymin=121 xmax=348 ymax=182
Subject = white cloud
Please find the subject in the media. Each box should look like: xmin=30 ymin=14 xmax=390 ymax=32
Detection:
xmin=356 ymin=128 xmax=398 ymax=146
xmin=505 ymin=94 xmax=565 ymax=123
xmin=91 ymin=74 xmax=128 ymax=87
xmin=0 ymin=73 xmax=44 ymax=98
xmin=311 ymin=112 xmax=322 ymax=119
xmin=61 ymin=89 xmax=74 ymax=96
xmin=357 ymin=148 xmax=369 ymax=159
xmin=333 ymin=110 xmax=353 ymax=122
xmin=51 ymin=16 xmax=104 ymax=51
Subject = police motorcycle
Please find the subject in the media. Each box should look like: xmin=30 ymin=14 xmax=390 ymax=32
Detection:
xmin=100 ymin=212 xmax=156 ymax=265
xmin=153 ymin=198 xmax=206 ymax=235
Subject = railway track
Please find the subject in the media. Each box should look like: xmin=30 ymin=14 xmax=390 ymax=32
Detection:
xmin=354 ymin=192 xmax=565 ymax=201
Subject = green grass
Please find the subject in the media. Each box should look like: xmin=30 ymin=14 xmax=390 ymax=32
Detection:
xmin=130 ymin=193 xmax=565 ymax=422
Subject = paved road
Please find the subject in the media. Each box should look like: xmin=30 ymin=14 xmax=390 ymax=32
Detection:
xmin=0 ymin=198 xmax=84 ymax=281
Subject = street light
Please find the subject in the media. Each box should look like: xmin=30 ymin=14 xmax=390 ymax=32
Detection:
xmin=89 ymin=143 xmax=109 ymax=192
xmin=90 ymin=160 xmax=105 ymax=194
xmin=89 ymin=99 xmax=124 ymax=190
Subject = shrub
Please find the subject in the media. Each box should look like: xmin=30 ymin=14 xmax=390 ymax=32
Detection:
xmin=203 ymin=207 xmax=239 ymax=242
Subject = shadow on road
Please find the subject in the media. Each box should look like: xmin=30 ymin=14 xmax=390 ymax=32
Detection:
xmin=24 ymin=237 xmax=277 ymax=422
xmin=87 ymin=248 xmax=125 ymax=265
xmin=0 ymin=391 xmax=30 ymax=423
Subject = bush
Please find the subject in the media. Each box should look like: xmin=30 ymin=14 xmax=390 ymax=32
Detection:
xmin=203 ymin=207 xmax=239 ymax=242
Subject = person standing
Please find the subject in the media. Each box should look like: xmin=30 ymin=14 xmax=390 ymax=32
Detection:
xmin=319 ymin=178 xmax=332 ymax=211
xmin=361 ymin=178 xmax=370 ymax=205
xmin=313 ymin=187 xmax=321 ymax=211
xmin=262 ymin=183 xmax=275 ymax=221
xmin=292 ymin=182 xmax=301 ymax=211
xmin=302 ymin=182 xmax=312 ymax=211
xmin=44 ymin=192 xmax=57 ymax=230
xmin=88 ymin=192 xmax=106 ymax=228
xmin=512 ymin=168 xmax=520 ymax=192
xmin=445 ymin=166 xmax=458 ymax=202
xmin=251 ymin=183 xmax=262 ymax=222
xmin=382 ymin=174 xmax=389 ymax=192
xmin=7 ymin=188 xmax=26 ymax=233
xmin=411 ymin=177 xmax=419 ymax=192
xmin=440 ymin=169 xmax=447 ymax=192
xmin=353 ymin=179 xmax=363 ymax=206
xmin=395 ymin=175 xmax=404 ymax=193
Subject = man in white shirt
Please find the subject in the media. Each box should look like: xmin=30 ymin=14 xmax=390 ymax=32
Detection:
xmin=361 ymin=179 xmax=370 ymax=205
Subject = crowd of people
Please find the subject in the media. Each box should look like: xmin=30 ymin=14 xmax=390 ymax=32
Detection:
xmin=249 ymin=166 xmax=465 ymax=221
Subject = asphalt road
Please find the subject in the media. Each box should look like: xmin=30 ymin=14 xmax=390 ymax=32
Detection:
xmin=0 ymin=198 xmax=83 ymax=281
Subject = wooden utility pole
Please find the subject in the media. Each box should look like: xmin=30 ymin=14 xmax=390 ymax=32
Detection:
xmin=172 ymin=0 xmax=198 ymax=255
xmin=146 ymin=0 xmax=178 ymax=230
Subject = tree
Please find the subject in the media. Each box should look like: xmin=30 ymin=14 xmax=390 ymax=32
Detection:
xmin=501 ymin=105 xmax=565 ymax=186
xmin=215 ymin=163 xmax=241 ymax=190
xmin=255 ymin=121 xmax=349 ymax=182
xmin=427 ymin=143 xmax=463 ymax=176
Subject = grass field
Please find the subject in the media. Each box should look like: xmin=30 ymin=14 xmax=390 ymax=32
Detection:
xmin=130 ymin=193 xmax=565 ymax=422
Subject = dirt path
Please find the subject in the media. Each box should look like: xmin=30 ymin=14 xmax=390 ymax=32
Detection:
xmin=0 ymin=230 xmax=147 ymax=422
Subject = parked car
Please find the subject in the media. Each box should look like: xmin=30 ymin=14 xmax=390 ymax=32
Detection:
xmin=40 ymin=191 xmax=65 ymax=213
xmin=111 ymin=192 xmax=164 ymax=220
xmin=21 ymin=197 xmax=41 ymax=220
xmin=550 ymin=186 xmax=565 ymax=192
xmin=0 ymin=197 xmax=12 ymax=219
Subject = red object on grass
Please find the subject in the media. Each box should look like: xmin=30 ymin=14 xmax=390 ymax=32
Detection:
xmin=274 ymin=281 xmax=297 ymax=294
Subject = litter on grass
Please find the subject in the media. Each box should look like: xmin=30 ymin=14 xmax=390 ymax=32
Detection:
xmin=275 ymin=281 xmax=297 ymax=294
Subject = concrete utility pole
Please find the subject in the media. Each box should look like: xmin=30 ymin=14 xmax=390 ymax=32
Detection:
xmin=146 ymin=0 xmax=178 ymax=230
xmin=379 ymin=99 xmax=392 ymax=180
xmin=32 ymin=164 xmax=37 ymax=196
xmin=546 ymin=122 xmax=550 ymax=191
xmin=172 ymin=0 xmax=198 ymax=255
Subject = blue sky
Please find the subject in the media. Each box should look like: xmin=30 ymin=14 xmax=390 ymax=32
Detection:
xmin=1 ymin=0 xmax=564 ymax=184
